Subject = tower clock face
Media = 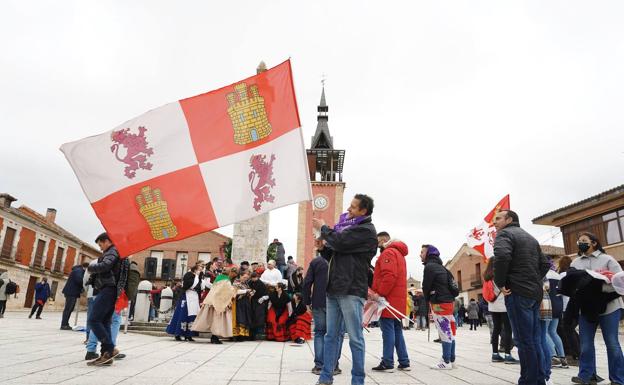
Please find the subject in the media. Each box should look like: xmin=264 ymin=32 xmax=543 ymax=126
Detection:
xmin=313 ymin=195 xmax=329 ymax=210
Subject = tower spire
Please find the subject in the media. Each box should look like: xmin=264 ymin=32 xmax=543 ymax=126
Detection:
xmin=311 ymin=79 xmax=333 ymax=149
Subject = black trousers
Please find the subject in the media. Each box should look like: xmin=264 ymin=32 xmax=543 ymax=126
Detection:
xmin=0 ymin=300 xmax=6 ymax=315
xmin=30 ymin=302 xmax=45 ymax=318
xmin=491 ymin=311 xmax=512 ymax=354
xmin=61 ymin=296 xmax=78 ymax=327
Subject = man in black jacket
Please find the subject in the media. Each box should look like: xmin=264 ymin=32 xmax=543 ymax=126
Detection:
xmin=493 ymin=210 xmax=549 ymax=385
xmin=86 ymin=233 xmax=121 ymax=366
xmin=312 ymin=194 xmax=377 ymax=385
xmin=60 ymin=262 xmax=88 ymax=330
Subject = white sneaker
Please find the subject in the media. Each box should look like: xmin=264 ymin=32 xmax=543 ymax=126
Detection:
xmin=545 ymin=379 xmax=554 ymax=385
xmin=431 ymin=361 xmax=453 ymax=370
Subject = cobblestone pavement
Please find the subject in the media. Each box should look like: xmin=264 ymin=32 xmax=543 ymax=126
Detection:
xmin=0 ymin=311 xmax=617 ymax=384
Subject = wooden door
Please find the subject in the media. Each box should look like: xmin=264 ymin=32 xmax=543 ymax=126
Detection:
xmin=24 ymin=276 xmax=37 ymax=308
xmin=1 ymin=227 xmax=16 ymax=259
xmin=53 ymin=247 xmax=64 ymax=272
xmin=33 ymin=240 xmax=45 ymax=267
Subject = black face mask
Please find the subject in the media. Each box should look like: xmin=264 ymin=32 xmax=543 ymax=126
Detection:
xmin=578 ymin=242 xmax=591 ymax=253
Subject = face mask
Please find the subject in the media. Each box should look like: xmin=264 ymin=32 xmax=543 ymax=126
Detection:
xmin=578 ymin=242 xmax=591 ymax=253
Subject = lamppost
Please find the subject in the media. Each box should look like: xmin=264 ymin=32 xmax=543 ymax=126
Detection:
xmin=180 ymin=255 xmax=188 ymax=279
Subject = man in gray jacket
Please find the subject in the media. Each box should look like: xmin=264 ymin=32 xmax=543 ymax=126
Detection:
xmin=493 ymin=210 xmax=549 ymax=385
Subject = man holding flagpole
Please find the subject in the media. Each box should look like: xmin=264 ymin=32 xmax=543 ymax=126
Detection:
xmin=312 ymin=194 xmax=377 ymax=385
xmin=370 ymin=233 xmax=411 ymax=372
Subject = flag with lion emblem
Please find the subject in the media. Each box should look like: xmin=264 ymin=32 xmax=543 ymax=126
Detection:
xmin=61 ymin=60 xmax=312 ymax=256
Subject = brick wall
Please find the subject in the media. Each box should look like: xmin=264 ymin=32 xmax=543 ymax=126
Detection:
xmin=63 ymin=247 xmax=76 ymax=274
xmin=130 ymin=231 xmax=230 ymax=285
xmin=15 ymin=227 xmax=35 ymax=265
xmin=45 ymin=239 xmax=56 ymax=270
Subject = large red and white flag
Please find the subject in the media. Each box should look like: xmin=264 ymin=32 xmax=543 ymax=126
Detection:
xmin=61 ymin=60 xmax=312 ymax=256
xmin=466 ymin=195 xmax=510 ymax=262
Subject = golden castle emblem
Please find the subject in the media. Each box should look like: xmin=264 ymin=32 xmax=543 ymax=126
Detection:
xmin=226 ymin=82 xmax=272 ymax=145
xmin=136 ymin=186 xmax=178 ymax=240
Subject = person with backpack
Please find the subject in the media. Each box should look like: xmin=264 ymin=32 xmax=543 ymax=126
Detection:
xmin=0 ymin=271 xmax=10 ymax=318
xmin=29 ymin=277 xmax=51 ymax=319
xmin=85 ymin=232 xmax=122 ymax=366
xmin=482 ymin=256 xmax=517 ymax=364
xmin=421 ymin=244 xmax=458 ymax=370
xmin=493 ymin=210 xmax=550 ymax=385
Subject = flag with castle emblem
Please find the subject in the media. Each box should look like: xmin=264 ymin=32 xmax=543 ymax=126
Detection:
xmin=61 ymin=60 xmax=312 ymax=256
xmin=466 ymin=195 xmax=510 ymax=262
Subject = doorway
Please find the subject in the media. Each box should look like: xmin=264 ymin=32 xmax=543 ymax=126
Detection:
xmin=24 ymin=276 xmax=38 ymax=308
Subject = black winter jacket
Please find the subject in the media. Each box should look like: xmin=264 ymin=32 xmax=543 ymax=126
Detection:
xmin=302 ymin=256 xmax=328 ymax=309
xmin=88 ymin=245 xmax=120 ymax=293
xmin=62 ymin=265 xmax=85 ymax=297
xmin=319 ymin=217 xmax=377 ymax=299
xmin=422 ymin=254 xmax=454 ymax=304
xmin=493 ymin=223 xmax=549 ymax=302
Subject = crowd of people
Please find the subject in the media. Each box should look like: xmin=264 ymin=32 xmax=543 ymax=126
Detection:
xmin=5 ymin=193 xmax=622 ymax=385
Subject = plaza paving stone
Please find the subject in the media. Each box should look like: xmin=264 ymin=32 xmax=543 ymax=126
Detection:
xmin=0 ymin=311 xmax=618 ymax=384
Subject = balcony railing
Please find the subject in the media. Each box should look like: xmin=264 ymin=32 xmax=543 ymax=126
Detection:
xmin=469 ymin=274 xmax=483 ymax=288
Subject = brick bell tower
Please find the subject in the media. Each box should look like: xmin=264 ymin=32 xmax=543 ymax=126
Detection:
xmin=296 ymin=85 xmax=346 ymax=268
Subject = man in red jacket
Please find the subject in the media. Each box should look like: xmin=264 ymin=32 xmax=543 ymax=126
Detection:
xmin=371 ymin=233 xmax=411 ymax=372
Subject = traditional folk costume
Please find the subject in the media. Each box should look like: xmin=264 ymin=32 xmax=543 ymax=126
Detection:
xmin=167 ymin=271 xmax=204 ymax=339
xmin=232 ymin=279 xmax=252 ymax=338
xmin=287 ymin=300 xmax=312 ymax=342
xmin=249 ymin=279 xmax=268 ymax=339
xmin=266 ymin=291 xmax=291 ymax=342
xmin=192 ymin=274 xmax=237 ymax=339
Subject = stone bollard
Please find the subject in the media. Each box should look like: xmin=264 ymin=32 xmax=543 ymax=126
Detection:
xmin=159 ymin=287 xmax=174 ymax=321
xmin=134 ymin=280 xmax=153 ymax=322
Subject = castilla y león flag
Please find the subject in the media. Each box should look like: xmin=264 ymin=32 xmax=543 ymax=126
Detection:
xmin=466 ymin=194 xmax=510 ymax=262
xmin=61 ymin=60 xmax=312 ymax=256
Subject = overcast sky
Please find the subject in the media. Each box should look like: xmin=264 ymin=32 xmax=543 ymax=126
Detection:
xmin=2 ymin=1 xmax=624 ymax=280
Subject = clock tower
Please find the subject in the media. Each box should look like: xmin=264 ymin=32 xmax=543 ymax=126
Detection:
xmin=296 ymin=86 xmax=346 ymax=268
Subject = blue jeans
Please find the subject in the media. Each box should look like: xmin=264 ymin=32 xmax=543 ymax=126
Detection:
xmin=544 ymin=318 xmax=564 ymax=357
xmin=539 ymin=320 xmax=552 ymax=380
xmin=87 ymin=311 xmax=122 ymax=353
xmin=87 ymin=286 xmax=116 ymax=355
xmin=380 ymin=318 xmax=410 ymax=367
xmin=578 ymin=309 xmax=624 ymax=384
xmin=505 ymin=294 xmax=546 ymax=385
xmin=319 ymin=295 xmax=365 ymax=385
xmin=85 ymin=297 xmax=95 ymax=337
xmin=442 ymin=340 xmax=456 ymax=363
xmin=312 ymin=307 xmax=344 ymax=369
xmin=417 ymin=315 xmax=428 ymax=329
xmin=278 ymin=264 xmax=287 ymax=278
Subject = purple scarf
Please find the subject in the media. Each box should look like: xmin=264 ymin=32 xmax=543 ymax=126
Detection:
xmin=333 ymin=212 xmax=369 ymax=233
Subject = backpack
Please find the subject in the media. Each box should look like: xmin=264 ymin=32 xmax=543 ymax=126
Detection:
xmin=5 ymin=280 xmax=19 ymax=296
xmin=482 ymin=279 xmax=499 ymax=302
xmin=125 ymin=263 xmax=141 ymax=300
xmin=446 ymin=269 xmax=460 ymax=298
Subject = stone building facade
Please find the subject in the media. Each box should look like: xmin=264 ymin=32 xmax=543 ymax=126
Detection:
xmin=129 ymin=230 xmax=231 ymax=288
xmin=0 ymin=193 xmax=100 ymax=311
xmin=231 ymin=214 xmax=269 ymax=265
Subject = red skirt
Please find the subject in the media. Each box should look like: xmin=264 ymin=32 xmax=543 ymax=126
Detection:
xmin=288 ymin=312 xmax=312 ymax=341
xmin=266 ymin=307 xmax=289 ymax=342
